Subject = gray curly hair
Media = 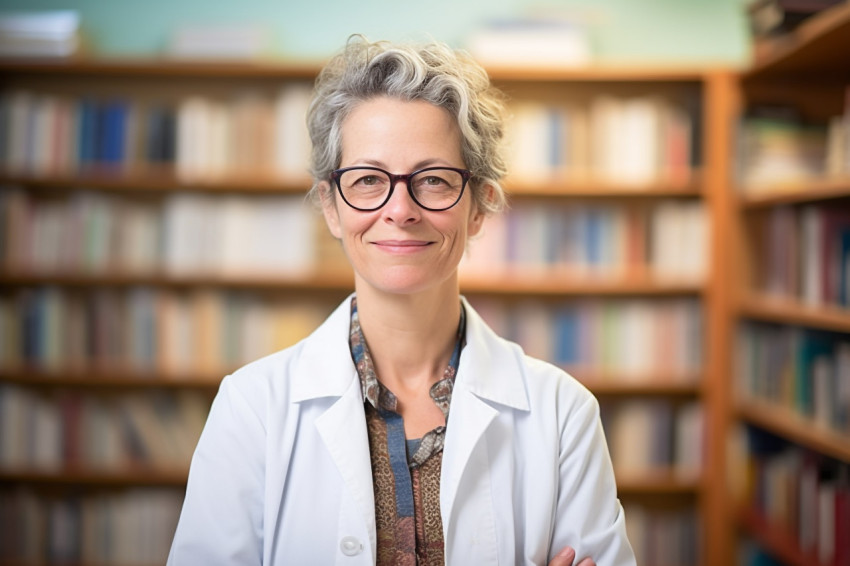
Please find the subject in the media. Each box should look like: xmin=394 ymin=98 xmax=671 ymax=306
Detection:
xmin=306 ymin=36 xmax=508 ymax=215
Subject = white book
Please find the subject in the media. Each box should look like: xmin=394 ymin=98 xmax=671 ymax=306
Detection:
xmin=801 ymin=205 xmax=823 ymax=306
xmin=818 ymin=482 xmax=836 ymax=565
xmin=466 ymin=18 xmax=590 ymax=68
xmin=176 ymin=97 xmax=212 ymax=181
xmin=675 ymin=402 xmax=704 ymax=478
xmin=507 ymin=102 xmax=552 ymax=181
xmin=618 ymin=97 xmax=661 ymax=186
xmin=273 ymin=83 xmax=313 ymax=179
xmin=0 ymin=11 xmax=79 ymax=57
xmin=6 ymin=91 xmax=34 ymax=173
xmin=461 ymin=212 xmax=508 ymax=276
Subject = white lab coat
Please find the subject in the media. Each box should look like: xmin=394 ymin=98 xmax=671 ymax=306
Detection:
xmin=168 ymin=296 xmax=635 ymax=565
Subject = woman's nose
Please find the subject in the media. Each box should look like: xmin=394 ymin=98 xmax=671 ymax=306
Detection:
xmin=381 ymin=180 xmax=421 ymax=224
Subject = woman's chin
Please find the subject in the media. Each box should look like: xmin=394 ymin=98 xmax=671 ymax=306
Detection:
xmin=355 ymin=266 xmax=456 ymax=296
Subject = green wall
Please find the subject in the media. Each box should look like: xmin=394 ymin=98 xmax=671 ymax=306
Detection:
xmin=0 ymin=0 xmax=751 ymax=64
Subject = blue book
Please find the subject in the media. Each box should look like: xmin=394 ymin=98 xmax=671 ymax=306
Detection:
xmin=795 ymin=329 xmax=834 ymax=416
xmin=585 ymin=208 xmax=602 ymax=267
xmin=108 ymin=101 xmax=128 ymax=165
xmin=553 ymin=306 xmax=579 ymax=366
xmin=77 ymin=99 xmax=97 ymax=167
xmin=839 ymin=227 xmax=850 ymax=306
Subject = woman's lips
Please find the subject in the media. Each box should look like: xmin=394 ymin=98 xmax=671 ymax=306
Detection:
xmin=372 ymin=240 xmax=433 ymax=253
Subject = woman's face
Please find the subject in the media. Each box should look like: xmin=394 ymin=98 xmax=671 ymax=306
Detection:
xmin=321 ymin=96 xmax=485 ymax=297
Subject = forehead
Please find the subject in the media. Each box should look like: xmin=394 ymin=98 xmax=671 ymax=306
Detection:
xmin=339 ymin=96 xmax=462 ymax=166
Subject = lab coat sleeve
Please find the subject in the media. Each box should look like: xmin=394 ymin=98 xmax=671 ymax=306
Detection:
xmin=168 ymin=374 xmax=266 ymax=565
xmin=550 ymin=395 xmax=636 ymax=566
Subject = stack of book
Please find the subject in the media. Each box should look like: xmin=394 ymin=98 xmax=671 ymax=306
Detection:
xmin=0 ymin=11 xmax=80 ymax=58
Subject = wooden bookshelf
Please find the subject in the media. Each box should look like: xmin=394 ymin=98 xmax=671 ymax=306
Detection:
xmin=731 ymin=5 xmax=850 ymax=564
xmin=0 ymin=59 xmax=733 ymax=566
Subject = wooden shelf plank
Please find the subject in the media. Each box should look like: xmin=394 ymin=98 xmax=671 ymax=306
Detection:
xmin=0 ymin=172 xmax=312 ymax=193
xmin=0 ymin=270 xmax=356 ymax=291
xmin=505 ymin=176 xmax=703 ymax=198
xmin=0 ymin=57 xmax=322 ymax=79
xmin=0 ymin=368 xmax=225 ymax=389
xmin=581 ymin=379 xmax=701 ymax=396
xmin=0 ymin=271 xmax=703 ymax=296
xmin=738 ymin=294 xmax=850 ymax=333
xmin=745 ymin=1 xmax=850 ymax=81
xmin=0 ymin=368 xmax=701 ymax=395
xmin=737 ymin=399 xmax=850 ymax=462
xmin=2 ymin=172 xmax=706 ymax=197
xmin=615 ymin=471 xmax=703 ymax=494
xmin=487 ymin=65 xmax=711 ymax=82
xmin=0 ymin=468 xmax=189 ymax=486
xmin=0 ymin=58 xmax=716 ymax=83
xmin=461 ymin=272 xmax=704 ymax=296
xmin=737 ymin=177 xmax=850 ymax=208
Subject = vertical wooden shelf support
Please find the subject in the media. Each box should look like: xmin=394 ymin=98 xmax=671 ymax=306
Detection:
xmin=703 ymin=70 xmax=738 ymax=566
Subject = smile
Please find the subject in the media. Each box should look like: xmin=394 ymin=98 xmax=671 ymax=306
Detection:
xmin=371 ymin=240 xmax=433 ymax=253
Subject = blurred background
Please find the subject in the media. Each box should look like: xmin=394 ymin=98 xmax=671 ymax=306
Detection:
xmin=1 ymin=0 xmax=849 ymax=565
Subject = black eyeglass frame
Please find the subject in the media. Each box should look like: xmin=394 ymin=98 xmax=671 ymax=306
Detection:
xmin=329 ymin=165 xmax=472 ymax=212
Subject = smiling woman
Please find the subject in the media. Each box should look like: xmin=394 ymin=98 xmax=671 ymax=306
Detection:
xmin=167 ymin=36 xmax=636 ymax=566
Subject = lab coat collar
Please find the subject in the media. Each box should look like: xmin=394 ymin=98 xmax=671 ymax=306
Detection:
xmin=290 ymin=294 xmax=359 ymax=403
xmin=291 ymin=294 xmax=531 ymax=412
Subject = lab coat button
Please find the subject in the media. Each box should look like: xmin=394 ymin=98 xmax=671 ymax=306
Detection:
xmin=340 ymin=536 xmax=363 ymax=556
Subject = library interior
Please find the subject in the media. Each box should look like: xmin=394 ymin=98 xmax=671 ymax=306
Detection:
xmin=0 ymin=0 xmax=848 ymax=564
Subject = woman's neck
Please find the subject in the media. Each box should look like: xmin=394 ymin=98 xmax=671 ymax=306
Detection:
xmin=353 ymin=280 xmax=461 ymax=395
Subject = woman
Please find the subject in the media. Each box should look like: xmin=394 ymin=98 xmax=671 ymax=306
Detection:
xmin=168 ymin=37 xmax=635 ymax=566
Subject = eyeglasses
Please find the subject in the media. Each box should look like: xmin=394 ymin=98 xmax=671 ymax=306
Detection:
xmin=329 ymin=166 xmax=471 ymax=212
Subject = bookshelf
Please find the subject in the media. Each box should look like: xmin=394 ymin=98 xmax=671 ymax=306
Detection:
xmin=730 ymin=3 xmax=850 ymax=565
xmin=0 ymin=59 xmax=735 ymax=565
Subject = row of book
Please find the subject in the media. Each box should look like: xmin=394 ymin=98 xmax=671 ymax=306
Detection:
xmin=624 ymin=503 xmax=700 ymax=566
xmin=738 ymin=426 xmax=850 ymax=566
xmin=602 ymin=400 xmax=703 ymax=477
xmin=469 ymin=297 xmax=703 ymax=378
xmin=1 ymin=187 xmax=708 ymax=279
xmin=751 ymin=204 xmax=850 ymax=308
xmin=0 ymin=188 xmax=325 ymax=276
xmin=737 ymin=95 xmax=850 ymax=192
xmin=0 ymin=287 xmax=335 ymax=375
xmin=506 ymin=95 xmax=696 ymax=185
xmin=0 ymin=84 xmax=313 ymax=179
xmin=462 ymin=199 xmax=706 ymax=279
xmin=0 ymin=385 xmax=209 ymax=470
xmin=0 ymin=487 xmax=181 ymax=564
xmin=736 ymin=321 xmax=850 ymax=434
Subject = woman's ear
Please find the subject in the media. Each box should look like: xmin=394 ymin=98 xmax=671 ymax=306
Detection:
xmin=467 ymin=184 xmax=493 ymax=237
xmin=319 ymin=181 xmax=342 ymax=239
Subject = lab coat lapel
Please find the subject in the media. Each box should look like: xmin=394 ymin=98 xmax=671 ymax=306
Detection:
xmin=292 ymin=296 xmax=377 ymax=555
xmin=315 ymin=377 xmax=376 ymax=554
xmin=440 ymin=383 xmax=498 ymax=527
xmin=440 ymin=299 xmax=530 ymax=561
